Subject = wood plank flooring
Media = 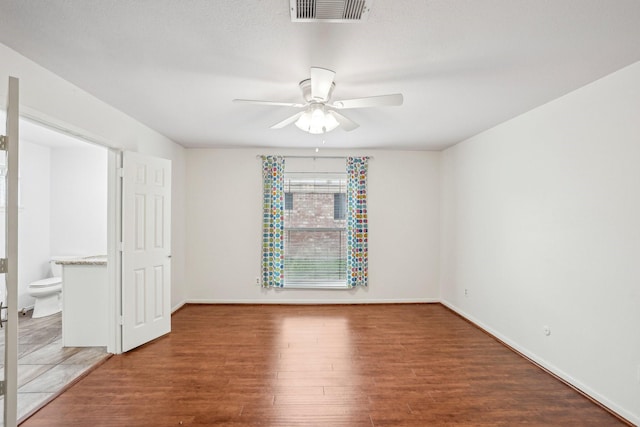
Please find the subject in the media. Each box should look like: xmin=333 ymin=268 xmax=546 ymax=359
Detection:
xmin=21 ymin=304 xmax=627 ymax=426
xmin=0 ymin=311 xmax=109 ymax=423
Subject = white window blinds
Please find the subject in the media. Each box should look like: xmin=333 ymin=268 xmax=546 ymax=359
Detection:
xmin=283 ymin=171 xmax=348 ymax=288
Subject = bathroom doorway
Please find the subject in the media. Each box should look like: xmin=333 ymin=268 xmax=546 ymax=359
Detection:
xmin=0 ymin=116 xmax=111 ymax=422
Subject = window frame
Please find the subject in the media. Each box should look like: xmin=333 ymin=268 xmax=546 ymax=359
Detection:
xmin=282 ymin=172 xmax=349 ymax=289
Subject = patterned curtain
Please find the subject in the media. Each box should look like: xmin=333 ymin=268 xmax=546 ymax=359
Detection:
xmin=346 ymin=157 xmax=369 ymax=288
xmin=261 ymin=156 xmax=285 ymax=288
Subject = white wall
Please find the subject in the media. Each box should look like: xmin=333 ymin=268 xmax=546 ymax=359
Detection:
xmin=15 ymin=141 xmax=51 ymax=310
xmin=440 ymin=61 xmax=640 ymax=423
xmin=0 ymin=42 xmax=187 ymax=309
xmin=186 ymin=148 xmax=440 ymax=303
xmin=50 ymin=144 xmax=107 ymax=256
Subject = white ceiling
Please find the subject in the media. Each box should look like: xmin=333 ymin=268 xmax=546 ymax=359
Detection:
xmin=1 ymin=0 xmax=640 ymax=150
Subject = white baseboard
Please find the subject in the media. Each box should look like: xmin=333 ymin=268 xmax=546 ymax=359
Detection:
xmin=185 ymin=298 xmax=439 ymax=305
xmin=171 ymin=300 xmax=187 ymax=313
xmin=440 ymin=299 xmax=639 ymax=426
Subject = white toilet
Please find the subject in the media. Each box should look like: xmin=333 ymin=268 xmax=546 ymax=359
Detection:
xmin=27 ymin=260 xmax=63 ymax=318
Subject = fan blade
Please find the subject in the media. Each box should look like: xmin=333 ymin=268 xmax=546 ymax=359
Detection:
xmin=331 ymin=93 xmax=403 ymax=109
xmin=270 ymin=111 xmax=304 ymax=129
xmin=328 ymin=110 xmax=359 ymax=132
xmin=310 ymin=67 xmax=336 ymax=102
xmin=233 ymin=99 xmax=304 ymax=108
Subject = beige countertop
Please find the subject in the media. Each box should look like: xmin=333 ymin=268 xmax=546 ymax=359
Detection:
xmin=55 ymin=255 xmax=107 ymax=266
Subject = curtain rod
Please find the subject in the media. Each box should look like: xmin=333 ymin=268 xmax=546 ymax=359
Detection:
xmin=256 ymin=155 xmax=372 ymax=160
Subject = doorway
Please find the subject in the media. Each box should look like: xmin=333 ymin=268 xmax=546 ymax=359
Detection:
xmin=1 ymin=86 xmax=173 ymax=424
xmin=0 ymin=116 xmax=111 ymax=423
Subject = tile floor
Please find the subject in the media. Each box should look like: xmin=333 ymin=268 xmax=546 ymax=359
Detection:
xmin=0 ymin=310 xmax=110 ymax=424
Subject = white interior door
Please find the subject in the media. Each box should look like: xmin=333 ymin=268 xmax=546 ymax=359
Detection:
xmin=121 ymin=151 xmax=171 ymax=352
xmin=2 ymin=76 xmax=19 ymax=427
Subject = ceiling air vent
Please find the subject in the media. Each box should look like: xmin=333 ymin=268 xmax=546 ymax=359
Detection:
xmin=290 ymin=0 xmax=372 ymax=23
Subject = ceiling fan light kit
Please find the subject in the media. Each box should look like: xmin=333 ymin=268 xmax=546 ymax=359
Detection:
xmin=295 ymin=104 xmax=340 ymax=134
xmin=233 ymin=66 xmax=403 ymax=135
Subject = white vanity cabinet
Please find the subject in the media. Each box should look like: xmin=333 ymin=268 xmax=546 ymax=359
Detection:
xmin=57 ymin=257 xmax=108 ymax=347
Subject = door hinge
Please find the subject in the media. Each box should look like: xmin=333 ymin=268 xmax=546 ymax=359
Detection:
xmin=0 ymin=302 xmax=7 ymax=328
xmin=119 ymin=315 xmax=124 ymax=325
xmin=118 ymin=242 xmax=124 ymax=252
xmin=0 ymin=258 xmax=7 ymax=274
xmin=0 ymin=380 xmax=4 ymax=395
xmin=117 ymin=167 xmax=124 ymax=178
xmin=0 ymin=135 xmax=6 ymax=151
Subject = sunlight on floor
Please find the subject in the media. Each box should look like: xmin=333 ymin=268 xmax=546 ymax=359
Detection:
xmin=275 ymin=315 xmax=362 ymax=422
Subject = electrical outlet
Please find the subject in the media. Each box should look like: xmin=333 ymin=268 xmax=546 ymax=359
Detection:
xmin=543 ymin=326 xmax=551 ymax=336
xmin=255 ymin=277 xmax=260 ymax=286
xmin=464 ymin=289 xmax=469 ymax=297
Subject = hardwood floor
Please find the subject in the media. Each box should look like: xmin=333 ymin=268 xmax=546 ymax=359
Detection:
xmin=21 ymin=304 xmax=627 ymax=426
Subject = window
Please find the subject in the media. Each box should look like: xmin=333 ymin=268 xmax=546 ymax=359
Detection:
xmin=261 ymin=155 xmax=369 ymax=289
xmin=283 ymin=172 xmax=347 ymax=288
xmin=284 ymin=192 xmax=293 ymax=210
xmin=333 ymin=193 xmax=346 ymax=220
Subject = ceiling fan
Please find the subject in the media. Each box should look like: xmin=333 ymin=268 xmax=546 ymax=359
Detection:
xmin=233 ymin=67 xmax=403 ymax=134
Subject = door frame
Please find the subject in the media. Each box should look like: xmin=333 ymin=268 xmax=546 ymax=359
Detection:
xmin=107 ymin=149 xmax=123 ymax=354
xmin=4 ymin=75 xmax=20 ymax=427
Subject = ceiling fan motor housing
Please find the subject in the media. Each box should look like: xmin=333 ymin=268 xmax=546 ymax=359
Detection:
xmin=299 ymin=78 xmax=335 ymax=103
